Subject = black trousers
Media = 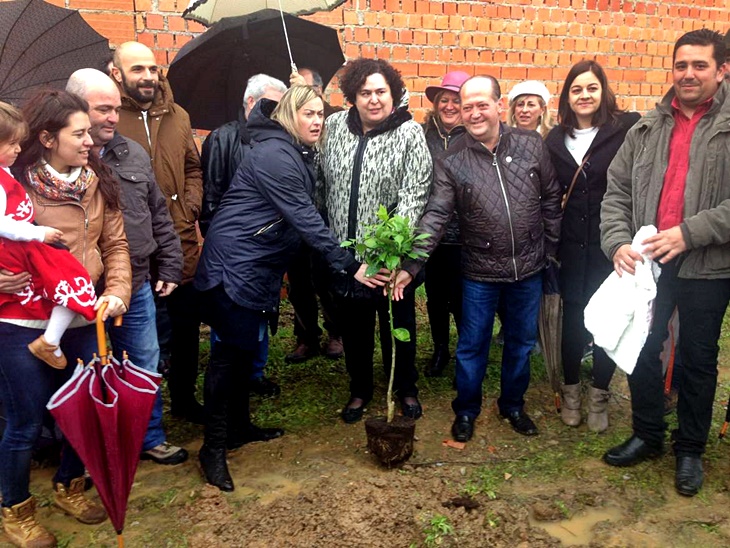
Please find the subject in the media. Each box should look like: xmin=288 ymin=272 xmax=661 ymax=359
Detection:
xmin=628 ymin=261 xmax=730 ymax=455
xmin=287 ymin=245 xmax=340 ymax=346
xmin=198 ymin=285 xmax=263 ymax=448
xmin=424 ymin=243 xmax=462 ymax=348
xmin=163 ymin=282 xmax=203 ymax=412
xmin=562 ymin=300 xmax=616 ymax=390
xmin=336 ymin=292 xmax=419 ymax=403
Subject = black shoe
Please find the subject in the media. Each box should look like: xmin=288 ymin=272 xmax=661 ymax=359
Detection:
xmin=227 ymin=425 xmax=285 ymax=450
xmin=502 ymin=410 xmax=538 ymax=436
xmin=198 ymin=445 xmax=233 ymax=492
xmin=157 ymin=357 xmax=171 ymax=378
xmin=400 ymin=396 xmax=423 ymax=420
xmin=341 ymin=399 xmax=365 ymax=424
xmin=285 ymin=342 xmax=318 ymax=364
xmin=603 ymin=435 xmax=663 ymax=467
xmin=675 ymin=456 xmax=703 ymax=496
xmin=249 ymin=376 xmax=281 ymax=397
xmin=171 ymin=401 xmax=205 ymax=425
xmin=451 ymin=415 xmax=474 ymax=442
xmin=425 ymin=345 xmax=450 ymax=377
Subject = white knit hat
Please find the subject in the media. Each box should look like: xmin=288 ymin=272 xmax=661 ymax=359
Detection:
xmin=507 ymin=81 xmax=551 ymax=105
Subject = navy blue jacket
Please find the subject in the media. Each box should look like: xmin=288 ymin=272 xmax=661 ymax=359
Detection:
xmin=194 ymin=99 xmax=358 ymax=313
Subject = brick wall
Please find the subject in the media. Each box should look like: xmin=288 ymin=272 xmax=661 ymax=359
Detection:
xmin=39 ymin=0 xmax=730 ymax=122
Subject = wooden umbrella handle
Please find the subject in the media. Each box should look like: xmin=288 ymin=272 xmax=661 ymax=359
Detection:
xmin=95 ymin=302 xmax=124 ymax=364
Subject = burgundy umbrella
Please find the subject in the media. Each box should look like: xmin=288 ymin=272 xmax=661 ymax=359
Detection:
xmin=47 ymin=304 xmax=160 ymax=547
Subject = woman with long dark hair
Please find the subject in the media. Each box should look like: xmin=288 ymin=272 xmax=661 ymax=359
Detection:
xmin=0 ymin=90 xmax=130 ymax=547
xmin=545 ymin=60 xmax=640 ymax=432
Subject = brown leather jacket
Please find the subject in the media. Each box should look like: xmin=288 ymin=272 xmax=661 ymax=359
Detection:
xmin=25 ymin=174 xmax=132 ymax=308
xmin=115 ymin=75 xmax=203 ymax=284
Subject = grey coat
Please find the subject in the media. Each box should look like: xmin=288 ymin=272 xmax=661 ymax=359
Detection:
xmin=601 ymin=81 xmax=730 ymax=279
xmin=102 ymin=132 xmax=182 ymax=294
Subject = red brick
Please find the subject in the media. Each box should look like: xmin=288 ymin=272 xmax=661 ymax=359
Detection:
xmin=70 ymin=0 xmax=134 ymax=10
xmin=82 ymin=13 xmax=136 ymax=45
xmin=145 ymin=14 xmax=164 ymax=30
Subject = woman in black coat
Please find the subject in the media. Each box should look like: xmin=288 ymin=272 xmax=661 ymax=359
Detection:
xmin=546 ymin=60 xmax=640 ymax=432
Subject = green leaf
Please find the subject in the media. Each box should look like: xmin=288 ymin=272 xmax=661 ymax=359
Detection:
xmin=415 ymin=233 xmax=431 ymax=240
xmin=340 ymin=240 xmax=353 ymax=248
xmin=377 ymin=205 xmax=389 ymax=221
xmin=364 ymin=238 xmax=378 ymax=249
xmin=385 ymin=256 xmax=400 ymax=271
xmin=393 ymin=327 xmax=411 ymax=342
xmin=365 ymin=264 xmax=379 ymax=277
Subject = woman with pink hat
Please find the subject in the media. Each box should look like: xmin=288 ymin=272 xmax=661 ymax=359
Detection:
xmin=421 ymin=70 xmax=470 ymax=377
xmin=507 ymin=80 xmax=554 ymax=138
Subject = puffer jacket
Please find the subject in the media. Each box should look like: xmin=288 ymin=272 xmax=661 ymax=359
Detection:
xmin=194 ymin=99 xmax=358 ymax=314
xmin=602 ymin=81 xmax=730 ymax=279
xmin=102 ymin=132 xmax=182 ymax=294
xmin=22 ymin=171 xmax=132 ymax=308
xmin=200 ymin=111 xmax=250 ymax=236
xmin=422 ymin=116 xmax=466 ymax=245
xmin=115 ymin=75 xmax=203 ymax=284
xmin=405 ymin=124 xmax=562 ymax=283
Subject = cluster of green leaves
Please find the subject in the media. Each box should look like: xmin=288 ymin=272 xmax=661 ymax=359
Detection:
xmin=341 ymin=205 xmax=430 ymax=278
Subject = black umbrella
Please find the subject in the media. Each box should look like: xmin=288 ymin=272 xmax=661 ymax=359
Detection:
xmin=167 ymin=9 xmax=345 ymax=130
xmin=0 ymin=0 xmax=110 ymax=104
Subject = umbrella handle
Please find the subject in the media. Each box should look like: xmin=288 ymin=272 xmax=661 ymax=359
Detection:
xmin=95 ymin=302 xmax=123 ymax=362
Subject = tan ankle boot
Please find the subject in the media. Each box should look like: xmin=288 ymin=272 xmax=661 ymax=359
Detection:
xmin=560 ymin=384 xmax=582 ymax=426
xmin=1 ymin=496 xmax=57 ymax=548
xmin=52 ymin=478 xmax=106 ymax=524
xmin=27 ymin=336 xmax=67 ymax=370
xmin=587 ymin=386 xmax=610 ymax=433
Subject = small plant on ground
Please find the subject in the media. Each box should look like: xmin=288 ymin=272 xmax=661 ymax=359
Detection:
xmin=342 ymin=205 xmax=429 ymax=422
xmin=423 ymin=514 xmax=455 ymax=547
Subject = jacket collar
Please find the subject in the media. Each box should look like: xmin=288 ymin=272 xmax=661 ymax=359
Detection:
xmin=237 ymin=108 xmax=251 ymax=145
xmin=652 ymin=79 xmax=730 ymax=123
xmin=117 ymin=73 xmax=173 ymax=117
xmin=346 ymin=105 xmax=412 ymax=137
xmin=101 ymin=132 xmax=129 ymax=160
xmin=463 ymin=122 xmax=508 ymax=155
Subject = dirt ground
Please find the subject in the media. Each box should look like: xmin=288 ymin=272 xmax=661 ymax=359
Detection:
xmin=4 ymin=306 xmax=730 ymax=547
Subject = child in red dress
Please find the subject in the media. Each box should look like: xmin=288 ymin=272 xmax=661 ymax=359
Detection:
xmin=0 ymin=102 xmax=97 ymax=369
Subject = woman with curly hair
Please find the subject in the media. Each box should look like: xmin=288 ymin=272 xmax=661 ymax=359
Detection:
xmin=545 ymin=60 xmax=640 ymax=432
xmin=318 ymin=58 xmax=432 ymax=424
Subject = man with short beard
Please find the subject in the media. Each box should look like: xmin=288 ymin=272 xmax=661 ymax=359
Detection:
xmin=112 ymin=42 xmax=205 ymax=424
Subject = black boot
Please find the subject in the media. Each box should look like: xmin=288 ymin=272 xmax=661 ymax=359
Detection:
xmin=425 ymin=345 xmax=450 ymax=377
xmin=198 ymin=445 xmax=233 ymax=492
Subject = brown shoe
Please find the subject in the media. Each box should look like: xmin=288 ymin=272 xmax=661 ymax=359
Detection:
xmin=285 ymin=342 xmax=318 ymax=364
xmin=324 ymin=336 xmax=343 ymax=359
xmin=27 ymin=336 xmax=67 ymax=370
xmin=1 ymin=496 xmax=57 ymax=548
xmin=52 ymin=478 xmax=106 ymax=525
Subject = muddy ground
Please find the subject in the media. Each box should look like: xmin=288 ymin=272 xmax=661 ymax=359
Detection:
xmin=4 ymin=303 xmax=730 ymax=547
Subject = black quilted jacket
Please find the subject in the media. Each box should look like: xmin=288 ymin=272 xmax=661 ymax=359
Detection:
xmin=405 ymin=124 xmax=562 ymax=283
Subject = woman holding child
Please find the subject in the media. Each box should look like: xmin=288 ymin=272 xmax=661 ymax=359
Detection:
xmin=0 ymin=90 xmax=130 ymax=548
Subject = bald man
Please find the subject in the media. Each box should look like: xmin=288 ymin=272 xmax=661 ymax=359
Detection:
xmin=66 ymin=69 xmax=187 ymax=465
xmin=112 ymin=42 xmax=205 ymax=424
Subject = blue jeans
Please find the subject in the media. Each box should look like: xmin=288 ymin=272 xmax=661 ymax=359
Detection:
xmin=210 ymin=328 xmax=268 ymax=380
xmin=0 ymin=323 xmax=92 ymax=507
xmin=107 ymin=283 xmax=165 ymax=451
xmin=453 ymin=274 xmax=542 ymax=418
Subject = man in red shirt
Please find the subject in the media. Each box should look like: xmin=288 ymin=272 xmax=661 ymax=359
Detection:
xmin=600 ymin=29 xmax=729 ymax=497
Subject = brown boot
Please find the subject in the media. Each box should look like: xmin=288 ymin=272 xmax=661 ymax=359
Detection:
xmin=324 ymin=336 xmax=344 ymax=359
xmin=52 ymin=478 xmax=107 ymax=524
xmin=560 ymin=384 xmax=582 ymax=427
xmin=587 ymin=386 xmax=610 ymax=433
xmin=1 ymin=497 xmax=57 ymax=548
xmin=27 ymin=336 xmax=67 ymax=370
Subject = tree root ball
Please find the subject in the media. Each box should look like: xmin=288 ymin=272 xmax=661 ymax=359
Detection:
xmin=364 ymin=416 xmax=416 ymax=466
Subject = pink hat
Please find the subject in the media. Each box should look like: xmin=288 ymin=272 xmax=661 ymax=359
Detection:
xmin=425 ymin=71 xmax=471 ymax=103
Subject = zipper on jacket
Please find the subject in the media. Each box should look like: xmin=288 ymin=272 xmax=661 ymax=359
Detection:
xmin=492 ymin=152 xmax=519 ymax=280
xmin=347 ymin=135 xmax=369 ymax=241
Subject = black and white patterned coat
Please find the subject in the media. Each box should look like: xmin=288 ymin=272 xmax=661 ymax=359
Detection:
xmin=318 ymin=105 xmax=433 ymax=249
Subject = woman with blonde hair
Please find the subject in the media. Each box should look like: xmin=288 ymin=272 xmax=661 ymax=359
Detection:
xmin=507 ymin=80 xmax=554 ymax=138
xmin=195 ymin=85 xmax=381 ymax=492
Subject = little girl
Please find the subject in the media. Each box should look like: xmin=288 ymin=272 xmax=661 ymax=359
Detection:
xmin=0 ymin=101 xmax=97 ymax=369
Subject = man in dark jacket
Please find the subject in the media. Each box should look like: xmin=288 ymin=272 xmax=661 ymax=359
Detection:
xmin=396 ymin=76 xmax=562 ymax=442
xmin=201 ymin=73 xmax=286 ymax=397
xmin=112 ymin=42 xmax=205 ymax=423
xmin=66 ymin=69 xmax=188 ymax=465
xmin=600 ymin=30 xmax=730 ymax=497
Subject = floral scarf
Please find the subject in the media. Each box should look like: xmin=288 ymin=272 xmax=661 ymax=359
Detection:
xmin=25 ymin=163 xmax=95 ymax=203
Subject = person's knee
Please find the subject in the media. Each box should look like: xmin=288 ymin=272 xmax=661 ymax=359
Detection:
xmin=2 ymin=420 xmax=43 ymax=450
